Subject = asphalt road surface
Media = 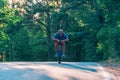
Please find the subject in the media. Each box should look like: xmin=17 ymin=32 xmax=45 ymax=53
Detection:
xmin=0 ymin=62 xmax=118 ymax=80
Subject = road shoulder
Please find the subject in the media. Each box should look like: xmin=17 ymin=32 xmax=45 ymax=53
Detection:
xmin=99 ymin=62 xmax=120 ymax=80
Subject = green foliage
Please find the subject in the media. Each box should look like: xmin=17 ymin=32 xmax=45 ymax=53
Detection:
xmin=0 ymin=0 xmax=7 ymax=8
xmin=97 ymin=26 xmax=120 ymax=60
xmin=0 ymin=0 xmax=120 ymax=62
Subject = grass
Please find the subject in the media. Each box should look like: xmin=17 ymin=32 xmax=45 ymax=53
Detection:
xmin=98 ymin=60 xmax=120 ymax=67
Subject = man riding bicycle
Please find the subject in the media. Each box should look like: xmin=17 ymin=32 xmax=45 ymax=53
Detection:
xmin=52 ymin=29 xmax=69 ymax=57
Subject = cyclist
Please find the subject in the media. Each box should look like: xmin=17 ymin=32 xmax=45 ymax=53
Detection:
xmin=52 ymin=29 xmax=69 ymax=57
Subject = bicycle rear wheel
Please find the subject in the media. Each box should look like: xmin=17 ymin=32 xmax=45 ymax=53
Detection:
xmin=58 ymin=56 xmax=61 ymax=64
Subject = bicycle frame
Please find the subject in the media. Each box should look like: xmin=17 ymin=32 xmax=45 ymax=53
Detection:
xmin=58 ymin=42 xmax=63 ymax=64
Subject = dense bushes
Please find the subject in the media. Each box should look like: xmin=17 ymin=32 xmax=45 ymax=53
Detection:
xmin=0 ymin=0 xmax=120 ymax=62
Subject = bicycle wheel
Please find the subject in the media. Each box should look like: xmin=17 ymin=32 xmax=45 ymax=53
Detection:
xmin=58 ymin=45 xmax=62 ymax=64
xmin=58 ymin=56 xmax=61 ymax=64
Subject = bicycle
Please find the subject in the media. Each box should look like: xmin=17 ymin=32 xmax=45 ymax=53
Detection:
xmin=57 ymin=41 xmax=63 ymax=64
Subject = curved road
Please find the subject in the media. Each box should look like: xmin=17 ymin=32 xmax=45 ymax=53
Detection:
xmin=0 ymin=62 xmax=117 ymax=80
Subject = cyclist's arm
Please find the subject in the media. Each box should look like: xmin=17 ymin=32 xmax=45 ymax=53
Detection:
xmin=52 ymin=33 xmax=60 ymax=42
xmin=52 ymin=37 xmax=59 ymax=42
xmin=61 ymin=38 xmax=69 ymax=42
xmin=61 ymin=33 xmax=69 ymax=42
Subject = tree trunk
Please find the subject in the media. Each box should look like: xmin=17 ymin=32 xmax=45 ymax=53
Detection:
xmin=46 ymin=12 xmax=51 ymax=61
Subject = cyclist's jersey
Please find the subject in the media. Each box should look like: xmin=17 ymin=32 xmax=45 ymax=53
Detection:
xmin=53 ymin=32 xmax=68 ymax=40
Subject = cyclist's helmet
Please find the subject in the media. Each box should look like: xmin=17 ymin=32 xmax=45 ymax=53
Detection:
xmin=58 ymin=29 xmax=63 ymax=32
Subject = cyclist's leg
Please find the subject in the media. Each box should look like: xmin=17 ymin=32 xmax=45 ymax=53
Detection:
xmin=54 ymin=41 xmax=59 ymax=57
xmin=62 ymin=42 xmax=66 ymax=57
xmin=54 ymin=41 xmax=58 ymax=52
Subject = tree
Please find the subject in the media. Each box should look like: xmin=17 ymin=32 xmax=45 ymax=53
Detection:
xmin=0 ymin=0 xmax=23 ymax=61
xmin=96 ymin=0 xmax=120 ymax=61
xmin=0 ymin=0 xmax=120 ymax=62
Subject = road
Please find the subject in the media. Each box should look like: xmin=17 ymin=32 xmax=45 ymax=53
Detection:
xmin=0 ymin=62 xmax=117 ymax=80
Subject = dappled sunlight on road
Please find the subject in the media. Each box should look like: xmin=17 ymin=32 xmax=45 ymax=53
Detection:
xmin=0 ymin=62 xmax=117 ymax=80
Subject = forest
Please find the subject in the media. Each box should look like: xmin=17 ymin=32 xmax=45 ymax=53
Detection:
xmin=0 ymin=0 xmax=120 ymax=62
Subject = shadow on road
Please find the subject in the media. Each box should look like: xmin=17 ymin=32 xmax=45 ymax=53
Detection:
xmin=0 ymin=62 xmax=115 ymax=80
xmin=60 ymin=63 xmax=97 ymax=72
